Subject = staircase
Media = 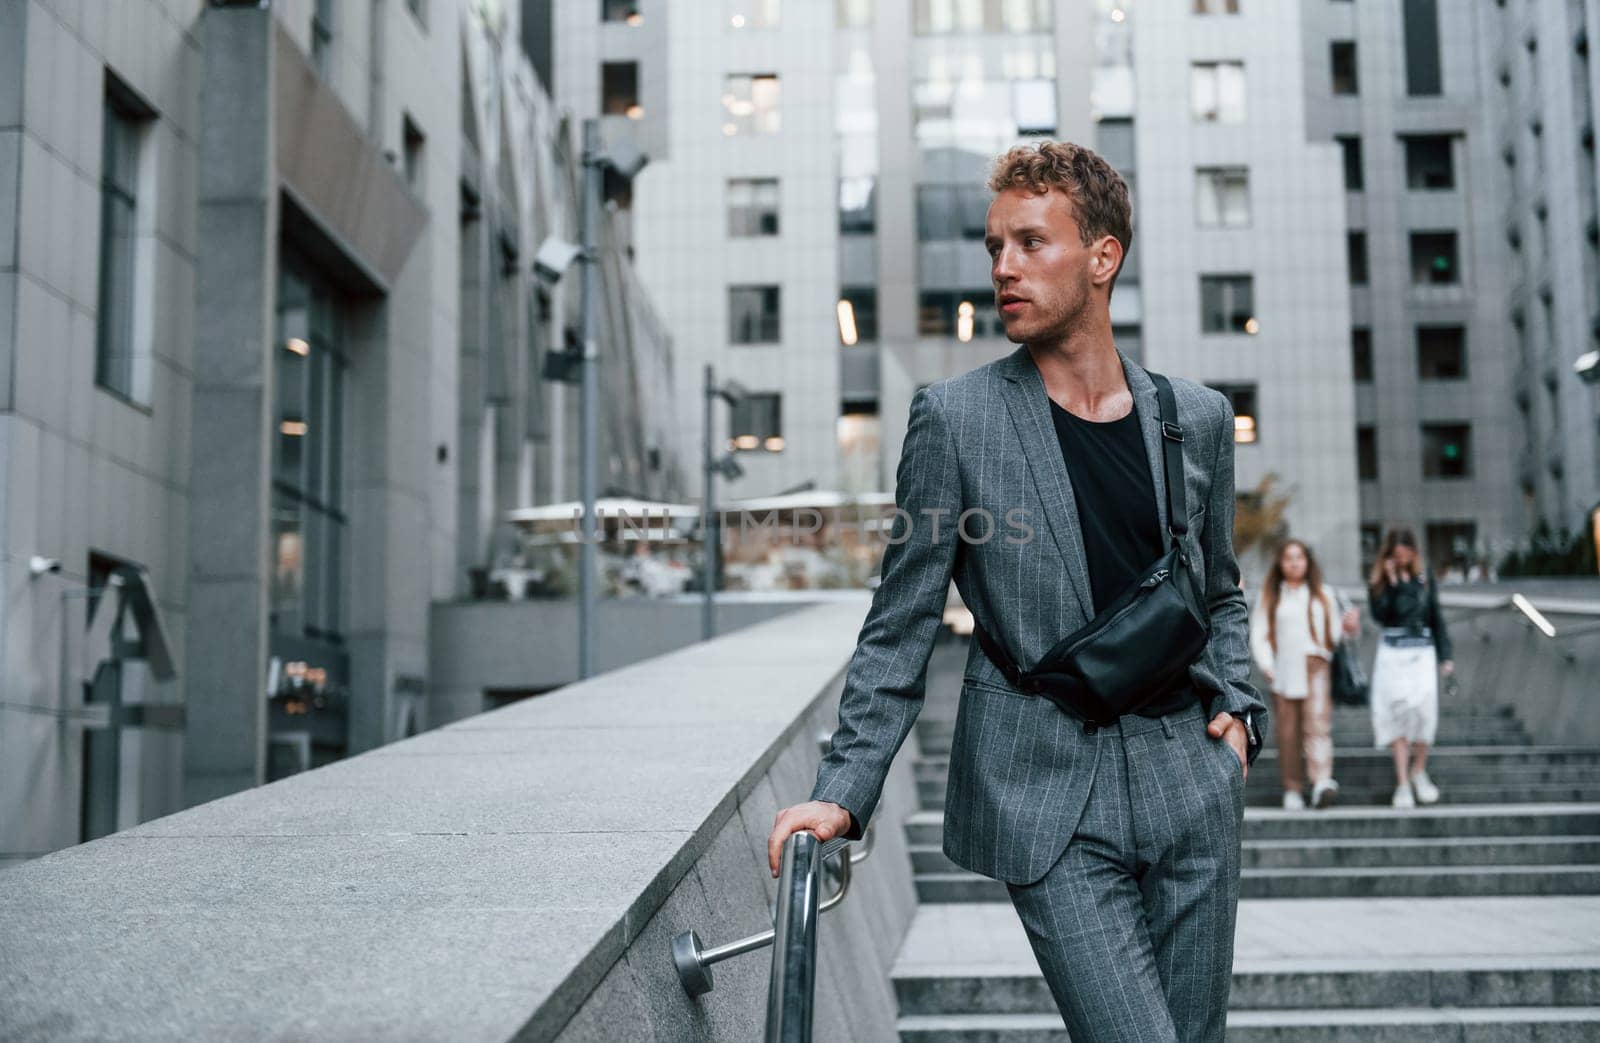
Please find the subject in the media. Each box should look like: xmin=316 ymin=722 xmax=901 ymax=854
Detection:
xmin=887 ymin=637 xmax=1600 ymax=1040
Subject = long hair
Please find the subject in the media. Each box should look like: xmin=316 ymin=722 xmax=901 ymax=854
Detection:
xmin=1368 ymin=525 xmax=1420 ymax=593
xmin=1262 ymin=538 xmax=1335 ymax=652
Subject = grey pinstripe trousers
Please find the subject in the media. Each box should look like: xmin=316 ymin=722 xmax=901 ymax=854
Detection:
xmin=1003 ymin=701 xmax=1245 ymax=1043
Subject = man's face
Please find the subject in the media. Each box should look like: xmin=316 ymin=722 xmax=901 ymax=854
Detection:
xmin=984 ymin=187 xmax=1112 ymax=344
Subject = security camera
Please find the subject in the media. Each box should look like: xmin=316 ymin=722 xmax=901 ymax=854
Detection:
xmin=533 ymin=237 xmax=583 ymax=284
xmin=28 ymin=555 xmax=61 ymax=577
xmin=1576 ymin=350 xmax=1600 ymax=386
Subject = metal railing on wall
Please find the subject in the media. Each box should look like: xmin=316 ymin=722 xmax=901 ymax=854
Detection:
xmin=670 ymin=827 xmax=873 ymax=1041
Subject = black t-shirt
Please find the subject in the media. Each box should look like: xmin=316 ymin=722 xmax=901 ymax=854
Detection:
xmin=1049 ymin=397 xmax=1194 ymax=715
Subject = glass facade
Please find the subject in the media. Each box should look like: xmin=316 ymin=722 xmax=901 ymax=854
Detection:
xmin=723 ymin=74 xmax=782 ymax=136
xmin=729 ymin=285 xmax=782 ymax=343
xmin=1200 ymin=275 xmax=1256 ymax=333
xmin=912 ymin=16 xmax=1055 ymax=343
xmin=1192 ymin=62 xmax=1246 ymax=123
xmin=1195 ymin=167 xmax=1250 ymax=227
xmin=728 ymin=178 xmax=781 ymax=237
xmin=272 ymin=249 xmax=348 ymax=646
xmin=96 ymin=81 xmax=145 ymax=400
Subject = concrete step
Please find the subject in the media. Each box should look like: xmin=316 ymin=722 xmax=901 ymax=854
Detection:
xmin=916 ymin=778 xmax=1600 ymax=812
xmin=912 ymin=865 xmax=1600 ymax=903
xmin=915 ymin=710 xmax=1534 ymax=755
xmin=1242 ymin=835 xmax=1600 ymax=870
xmin=902 ymin=805 xmax=1600 ymax=846
xmin=894 ymin=963 xmax=1600 ymax=1016
xmin=913 ymin=747 xmax=1600 ymax=782
xmin=892 ymin=899 xmax=1600 ymax=1040
xmin=908 ymin=835 xmax=1600 ymax=874
xmin=897 ymin=1007 xmax=1600 ymax=1042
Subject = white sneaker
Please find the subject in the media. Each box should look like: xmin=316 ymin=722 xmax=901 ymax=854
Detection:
xmin=1411 ymin=770 xmax=1440 ymax=805
xmin=1311 ymin=778 xmax=1340 ymax=809
xmin=1392 ymin=785 xmax=1416 ymax=809
xmin=1282 ymin=790 xmax=1306 ymax=810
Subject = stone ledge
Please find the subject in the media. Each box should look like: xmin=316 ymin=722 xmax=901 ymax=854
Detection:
xmin=0 ymin=598 xmax=877 ymax=1041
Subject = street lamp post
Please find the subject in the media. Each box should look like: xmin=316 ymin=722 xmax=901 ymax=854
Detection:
xmin=702 ymin=366 xmax=747 ymax=640
xmin=577 ymin=119 xmax=602 ymax=681
xmin=702 ymin=365 xmax=715 ymax=642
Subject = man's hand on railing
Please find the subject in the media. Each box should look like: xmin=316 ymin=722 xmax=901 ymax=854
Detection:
xmin=768 ymin=801 xmax=853 ymax=878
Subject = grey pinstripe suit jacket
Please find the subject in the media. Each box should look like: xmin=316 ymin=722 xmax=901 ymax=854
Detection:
xmin=810 ymin=345 xmax=1266 ymax=886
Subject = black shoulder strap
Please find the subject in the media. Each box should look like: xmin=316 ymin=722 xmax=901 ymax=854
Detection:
xmin=1148 ymin=371 xmax=1188 ymax=545
xmin=971 ymin=618 xmax=1027 ymax=690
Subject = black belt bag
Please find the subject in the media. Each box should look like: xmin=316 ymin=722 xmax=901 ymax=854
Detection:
xmin=972 ymin=372 xmax=1210 ymax=726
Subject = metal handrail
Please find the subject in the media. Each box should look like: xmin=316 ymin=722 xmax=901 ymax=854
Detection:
xmin=670 ymin=826 xmax=874 ymax=1019
xmin=765 ymin=831 xmax=822 ymax=1041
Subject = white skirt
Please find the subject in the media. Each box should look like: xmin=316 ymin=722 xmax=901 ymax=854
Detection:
xmin=1369 ymin=630 xmax=1438 ymax=748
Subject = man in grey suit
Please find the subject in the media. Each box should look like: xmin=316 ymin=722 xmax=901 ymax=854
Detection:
xmin=767 ymin=141 xmax=1266 ymax=1042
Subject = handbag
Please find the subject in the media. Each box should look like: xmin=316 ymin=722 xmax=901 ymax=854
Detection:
xmin=1329 ymin=588 xmax=1369 ymax=706
xmin=970 ymin=371 xmax=1211 ymax=726
xmin=1330 ymin=642 xmax=1369 ymax=706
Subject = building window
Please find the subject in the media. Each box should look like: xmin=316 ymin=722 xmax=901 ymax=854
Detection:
xmin=919 ymin=290 xmax=1000 ymax=339
xmin=1403 ymin=135 xmax=1454 ymax=189
xmin=1356 ymin=426 xmax=1378 ymax=481
xmin=1360 ymin=523 xmax=1383 ymax=571
xmin=913 ymin=0 xmax=1052 ymax=33
xmin=1014 ymin=79 xmax=1057 ymax=134
xmin=1195 ymin=167 xmax=1250 ymax=227
xmin=601 ymin=0 xmax=641 ymax=23
xmin=1096 ymin=118 xmax=1136 ymax=171
xmin=1211 ymin=383 xmax=1259 ymax=443
xmin=837 ymin=0 xmax=873 ymax=28
xmin=1409 ymin=231 xmax=1459 ymax=284
xmin=602 ymin=61 xmax=641 ymax=119
xmin=730 ymin=285 xmax=781 ymax=344
xmin=1351 ymin=327 xmax=1373 ymax=382
xmin=728 ymin=178 xmax=780 ymax=237
xmin=1425 ymin=521 xmax=1478 ymax=577
xmin=1192 ymin=62 xmax=1246 ymax=123
xmin=916 ymin=183 xmax=987 ymax=241
xmin=1402 ymin=0 xmax=1443 ymax=96
xmin=1421 ymin=423 xmax=1471 ymax=478
xmin=311 ymin=0 xmax=333 ymax=78
xmin=1337 ymin=135 xmax=1364 ymax=190
xmin=730 ymin=393 xmax=783 ymax=452
xmin=838 ymin=288 xmax=878 ymax=344
xmin=402 ymin=114 xmax=425 ymax=192
xmin=723 ymin=73 xmax=781 ymax=136
xmin=96 ymin=73 xmax=155 ymax=403
xmin=728 ymin=0 xmax=781 ymax=28
xmin=839 ymin=176 xmax=876 ymax=234
xmin=1347 ymin=232 xmax=1369 ymax=285
xmin=1417 ymin=326 xmax=1467 ymax=378
xmin=1199 ymin=275 xmax=1256 ymax=334
xmin=1330 ymin=41 xmax=1359 ymax=95
xmin=273 ymin=249 xmax=348 ymax=644
xmin=1193 ymin=0 xmax=1240 ymax=12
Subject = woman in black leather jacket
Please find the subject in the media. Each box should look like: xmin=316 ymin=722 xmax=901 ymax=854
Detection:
xmin=1367 ymin=527 xmax=1454 ymax=808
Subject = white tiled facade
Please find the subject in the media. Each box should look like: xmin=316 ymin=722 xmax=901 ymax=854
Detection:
xmin=1302 ymin=0 xmax=1527 ymax=573
xmin=1134 ymin=0 xmax=1362 ymax=582
xmin=555 ymin=1 xmax=1362 ymax=578
xmin=556 ymin=0 xmax=846 ymax=501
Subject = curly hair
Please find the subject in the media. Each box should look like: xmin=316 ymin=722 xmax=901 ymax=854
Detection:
xmin=986 ymin=140 xmax=1133 ymax=288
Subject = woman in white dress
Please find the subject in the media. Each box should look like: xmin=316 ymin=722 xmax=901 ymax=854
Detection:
xmin=1250 ymin=539 xmax=1361 ymax=810
xmin=1367 ymin=526 xmax=1455 ymax=808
